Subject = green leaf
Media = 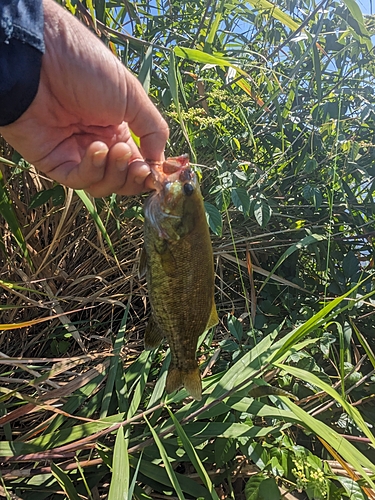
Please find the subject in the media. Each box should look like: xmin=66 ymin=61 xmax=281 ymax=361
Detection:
xmin=128 ymin=452 xmax=143 ymax=499
xmin=138 ymin=45 xmax=153 ymax=94
xmin=253 ymin=196 xmax=272 ymax=228
xmin=51 ymin=462 xmax=81 ymax=500
xmin=174 ymin=47 xmax=249 ymax=77
xmin=206 ymin=0 xmax=225 ymax=47
xmin=144 ymin=416 xmax=186 ymax=500
xmin=127 ymin=351 xmax=153 ymax=419
xmin=205 ymin=328 xmax=280 ymax=403
xmin=231 ymin=187 xmax=250 ymax=215
xmin=268 ymin=284 xmax=364 ymax=365
xmin=29 ymin=189 xmax=54 ymax=209
xmin=101 ymin=305 xmax=129 ymax=418
xmin=343 ymin=251 xmax=359 ymax=279
xmin=273 ymin=364 xmax=375 ymax=449
xmin=167 ymin=407 xmax=220 ymax=500
xmin=130 ymin=455 xmax=209 ymax=498
xmin=214 ymin=437 xmax=237 ymax=467
xmin=227 ymin=314 xmax=243 ymax=342
xmin=260 ymin=234 xmax=326 ymax=291
xmin=29 ymin=185 xmax=65 ymax=209
xmin=302 ymin=185 xmax=323 ymax=210
xmin=51 ymin=184 xmax=65 ymax=205
xmin=0 ymin=171 xmax=30 ymax=264
xmin=168 ymin=51 xmax=194 ymax=160
xmin=280 ymin=398 xmax=375 ymax=487
xmin=334 ymin=476 xmax=367 ymax=499
xmin=75 ymin=190 xmax=116 ymax=258
xmin=259 ymin=477 xmax=281 ymax=499
xmin=245 ymin=473 xmax=267 ymax=500
xmin=247 ymin=0 xmax=300 ymax=31
xmin=204 ymin=201 xmax=222 ymax=236
xmin=108 ymin=426 xmax=129 ymax=500
xmin=342 ymin=0 xmax=372 ymax=50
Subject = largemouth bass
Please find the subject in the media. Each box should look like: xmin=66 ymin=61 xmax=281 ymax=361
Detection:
xmin=139 ymin=155 xmax=218 ymax=400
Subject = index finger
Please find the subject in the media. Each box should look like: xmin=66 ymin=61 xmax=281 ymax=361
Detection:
xmin=124 ymin=73 xmax=169 ymax=161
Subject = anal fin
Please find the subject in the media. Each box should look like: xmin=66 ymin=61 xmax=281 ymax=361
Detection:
xmin=206 ymin=301 xmax=219 ymax=331
xmin=138 ymin=247 xmax=147 ymax=279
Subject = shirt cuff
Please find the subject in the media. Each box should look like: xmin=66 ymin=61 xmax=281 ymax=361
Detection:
xmin=0 ymin=0 xmax=44 ymax=126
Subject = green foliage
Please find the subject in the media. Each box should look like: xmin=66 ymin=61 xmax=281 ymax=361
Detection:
xmin=1 ymin=0 xmax=375 ymax=498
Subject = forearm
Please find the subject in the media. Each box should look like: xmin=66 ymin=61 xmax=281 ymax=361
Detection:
xmin=0 ymin=0 xmax=44 ymax=125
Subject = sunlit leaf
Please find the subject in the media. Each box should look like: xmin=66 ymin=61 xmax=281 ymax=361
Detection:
xmin=204 ymin=201 xmax=222 ymax=236
xmin=108 ymin=426 xmax=129 ymax=500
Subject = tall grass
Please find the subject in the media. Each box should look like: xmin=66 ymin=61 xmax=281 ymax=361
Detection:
xmin=1 ymin=0 xmax=375 ymax=498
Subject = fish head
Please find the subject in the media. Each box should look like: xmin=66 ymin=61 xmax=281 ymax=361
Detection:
xmin=145 ymin=155 xmax=201 ymax=239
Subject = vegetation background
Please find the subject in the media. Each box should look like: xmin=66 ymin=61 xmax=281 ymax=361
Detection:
xmin=1 ymin=0 xmax=375 ymax=498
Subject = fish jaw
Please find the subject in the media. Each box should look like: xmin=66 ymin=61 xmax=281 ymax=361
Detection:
xmin=147 ymin=154 xmax=190 ymax=188
xmin=144 ymin=156 xmax=198 ymax=239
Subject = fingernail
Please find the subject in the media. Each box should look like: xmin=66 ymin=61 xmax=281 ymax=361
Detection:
xmin=92 ymin=149 xmax=108 ymax=168
xmin=116 ymin=152 xmax=132 ymax=171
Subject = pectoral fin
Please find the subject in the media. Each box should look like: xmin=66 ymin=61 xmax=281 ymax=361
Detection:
xmin=138 ymin=247 xmax=147 ymax=278
xmin=144 ymin=316 xmax=164 ymax=350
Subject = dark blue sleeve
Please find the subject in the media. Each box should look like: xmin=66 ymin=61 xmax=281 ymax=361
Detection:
xmin=0 ymin=0 xmax=45 ymax=126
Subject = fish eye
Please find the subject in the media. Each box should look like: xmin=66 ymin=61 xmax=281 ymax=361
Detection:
xmin=183 ymin=183 xmax=194 ymax=196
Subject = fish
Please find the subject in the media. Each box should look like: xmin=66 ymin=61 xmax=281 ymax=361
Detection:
xmin=139 ymin=154 xmax=218 ymax=401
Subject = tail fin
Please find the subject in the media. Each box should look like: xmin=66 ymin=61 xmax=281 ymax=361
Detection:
xmin=166 ymin=367 xmax=202 ymax=401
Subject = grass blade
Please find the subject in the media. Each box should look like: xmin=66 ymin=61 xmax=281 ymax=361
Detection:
xmin=247 ymin=0 xmax=300 ymax=31
xmin=75 ymin=189 xmax=116 ymax=258
xmin=0 ymin=171 xmax=30 ymax=264
xmin=101 ymin=305 xmax=129 ymax=418
xmin=168 ymin=50 xmax=194 ymax=160
xmin=138 ymin=45 xmax=153 ymax=93
xmin=259 ymin=234 xmax=326 ymax=291
xmin=167 ymin=406 xmax=220 ymax=500
xmin=108 ymin=426 xmax=129 ymax=500
xmin=144 ymin=415 xmax=186 ymax=500
xmin=280 ymin=398 xmax=375 ymax=488
xmin=127 ymin=351 xmax=153 ymax=419
xmin=274 ymin=364 xmax=375 ymax=448
xmin=51 ymin=462 xmax=81 ymax=500
xmin=128 ymin=450 xmax=143 ymax=499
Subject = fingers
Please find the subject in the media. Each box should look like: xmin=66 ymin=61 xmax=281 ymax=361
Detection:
xmin=124 ymin=75 xmax=169 ymax=162
xmin=86 ymin=143 xmax=152 ymax=197
xmin=42 ymin=139 xmax=151 ymax=196
xmin=43 ymin=140 xmax=110 ymax=189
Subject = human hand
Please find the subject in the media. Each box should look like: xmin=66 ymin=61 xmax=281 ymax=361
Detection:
xmin=0 ymin=0 xmax=169 ymax=197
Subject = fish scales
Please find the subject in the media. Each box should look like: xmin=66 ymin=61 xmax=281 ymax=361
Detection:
xmin=141 ymin=155 xmax=218 ymax=400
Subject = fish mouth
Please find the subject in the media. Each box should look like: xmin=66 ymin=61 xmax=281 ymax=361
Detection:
xmin=146 ymin=154 xmax=190 ymax=190
xmin=144 ymin=155 xmax=197 ymax=239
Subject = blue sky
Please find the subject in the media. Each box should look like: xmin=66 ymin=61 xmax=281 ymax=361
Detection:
xmin=357 ymin=0 xmax=374 ymax=14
